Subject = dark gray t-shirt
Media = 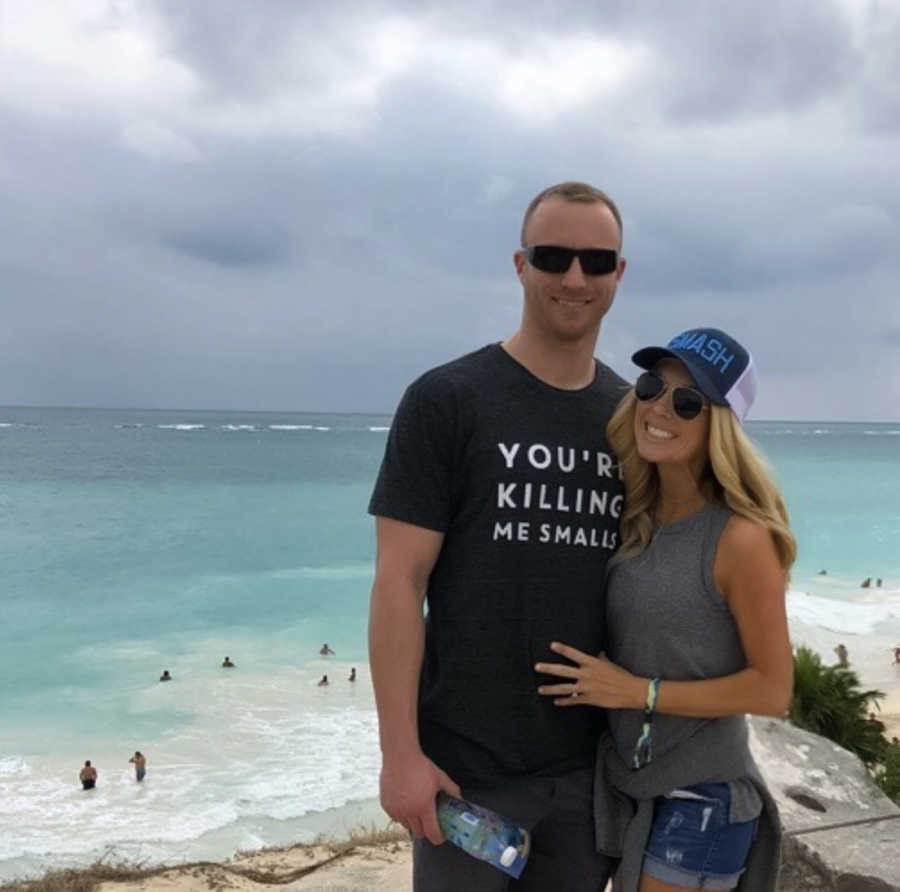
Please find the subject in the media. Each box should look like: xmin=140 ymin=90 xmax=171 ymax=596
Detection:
xmin=369 ymin=344 xmax=628 ymax=784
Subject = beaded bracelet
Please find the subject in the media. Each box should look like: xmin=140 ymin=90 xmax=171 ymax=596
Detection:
xmin=631 ymin=677 xmax=661 ymax=769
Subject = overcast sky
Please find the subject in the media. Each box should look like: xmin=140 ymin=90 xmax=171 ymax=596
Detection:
xmin=1 ymin=0 xmax=898 ymax=420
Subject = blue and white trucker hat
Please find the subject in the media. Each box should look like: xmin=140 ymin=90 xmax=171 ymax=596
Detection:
xmin=632 ymin=327 xmax=757 ymax=423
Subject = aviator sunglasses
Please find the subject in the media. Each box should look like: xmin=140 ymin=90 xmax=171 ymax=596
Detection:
xmin=635 ymin=372 xmax=708 ymax=421
xmin=526 ymin=245 xmax=619 ymax=276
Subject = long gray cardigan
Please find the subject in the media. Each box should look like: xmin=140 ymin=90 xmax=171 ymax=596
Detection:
xmin=594 ymin=715 xmax=781 ymax=892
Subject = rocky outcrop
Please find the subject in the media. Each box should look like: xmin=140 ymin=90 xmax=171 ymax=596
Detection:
xmin=748 ymin=717 xmax=900 ymax=891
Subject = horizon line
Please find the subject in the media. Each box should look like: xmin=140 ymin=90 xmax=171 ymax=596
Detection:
xmin=1 ymin=404 xmax=898 ymax=425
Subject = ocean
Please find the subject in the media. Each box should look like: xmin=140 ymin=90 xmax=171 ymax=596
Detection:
xmin=1 ymin=407 xmax=899 ymax=880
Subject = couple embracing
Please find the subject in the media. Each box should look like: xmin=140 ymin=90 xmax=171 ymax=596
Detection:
xmin=368 ymin=182 xmax=794 ymax=892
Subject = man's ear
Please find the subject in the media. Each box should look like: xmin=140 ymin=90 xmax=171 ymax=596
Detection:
xmin=513 ymin=249 xmax=526 ymax=280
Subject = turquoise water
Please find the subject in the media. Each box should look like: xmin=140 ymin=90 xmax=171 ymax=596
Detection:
xmin=750 ymin=422 xmax=900 ymax=582
xmin=0 ymin=408 xmax=898 ymax=877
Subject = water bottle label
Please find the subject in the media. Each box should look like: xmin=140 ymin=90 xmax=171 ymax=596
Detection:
xmin=436 ymin=793 xmax=531 ymax=879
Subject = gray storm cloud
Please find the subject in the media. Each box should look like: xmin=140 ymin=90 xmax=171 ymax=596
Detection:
xmin=0 ymin=0 xmax=898 ymax=419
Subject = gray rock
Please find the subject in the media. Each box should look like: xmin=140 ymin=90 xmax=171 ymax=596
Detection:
xmin=748 ymin=717 xmax=900 ymax=891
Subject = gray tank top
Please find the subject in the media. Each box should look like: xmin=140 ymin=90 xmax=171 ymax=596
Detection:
xmin=606 ymin=502 xmax=761 ymax=815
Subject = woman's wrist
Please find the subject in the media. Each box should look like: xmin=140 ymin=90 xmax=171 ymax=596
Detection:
xmin=632 ymin=675 xmax=652 ymax=709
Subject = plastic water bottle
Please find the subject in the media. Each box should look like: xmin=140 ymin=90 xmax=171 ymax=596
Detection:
xmin=435 ymin=792 xmax=531 ymax=879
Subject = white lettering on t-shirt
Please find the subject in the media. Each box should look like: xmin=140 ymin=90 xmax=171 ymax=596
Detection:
xmin=491 ymin=440 xmax=621 ymax=550
xmin=496 ymin=483 xmax=620 ymax=516
xmin=537 ymin=524 xmax=618 ymax=549
xmin=538 ymin=484 xmax=552 ymax=509
xmin=596 ymin=452 xmax=614 ymax=478
xmin=528 ymin=444 xmax=552 ymax=469
xmin=498 ymin=442 xmax=520 ymax=469
xmin=496 ymin=442 xmax=616 ymax=478
xmin=589 ymin=490 xmax=608 ymax=515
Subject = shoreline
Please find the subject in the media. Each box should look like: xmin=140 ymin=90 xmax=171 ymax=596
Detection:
xmin=1 ymin=828 xmax=412 ymax=892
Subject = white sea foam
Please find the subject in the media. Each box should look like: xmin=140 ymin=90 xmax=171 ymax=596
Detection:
xmin=0 ymin=757 xmax=31 ymax=778
xmin=368 ymin=426 xmax=390 ymax=432
xmin=787 ymin=588 xmax=900 ymax=636
xmin=268 ymin=563 xmax=373 ymax=581
xmin=268 ymin=424 xmax=314 ymax=430
xmin=220 ymin=425 xmax=260 ymax=431
xmin=314 ymin=426 xmax=330 ymax=431
xmin=157 ymin=424 xmax=205 ymax=431
xmin=0 ymin=663 xmax=379 ymax=873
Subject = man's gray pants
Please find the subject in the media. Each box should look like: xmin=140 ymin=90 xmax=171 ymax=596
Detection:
xmin=412 ymin=766 xmax=617 ymax=891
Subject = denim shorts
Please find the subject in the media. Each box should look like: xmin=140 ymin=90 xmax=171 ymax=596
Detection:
xmin=642 ymin=782 xmax=758 ymax=890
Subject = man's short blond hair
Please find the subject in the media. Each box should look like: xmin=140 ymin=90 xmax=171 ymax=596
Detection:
xmin=520 ymin=182 xmax=623 ymax=248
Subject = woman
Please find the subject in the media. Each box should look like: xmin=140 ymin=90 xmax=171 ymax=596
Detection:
xmin=535 ymin=327 xmax=795 ymax=892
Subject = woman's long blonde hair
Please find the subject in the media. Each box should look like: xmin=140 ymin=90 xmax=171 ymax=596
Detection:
xmin=607 ymin=391 xmax=796 ymax=569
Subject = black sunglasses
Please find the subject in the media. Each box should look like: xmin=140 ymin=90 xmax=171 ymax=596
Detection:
xmin=635 ymin=372 xmax=707 ymax=421
xmin=525 ymin=245 xmax=618 ymax=276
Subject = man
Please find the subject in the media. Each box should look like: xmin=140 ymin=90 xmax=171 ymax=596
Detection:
xmin=129 ymin=751 xmax=147 ymax=782
xmin=369 ymin=182 xmax=628 ymax=890
xmin=79 ymin=760 xmax=97 ymax=790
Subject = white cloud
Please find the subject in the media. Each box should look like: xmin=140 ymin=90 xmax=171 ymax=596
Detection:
xmin=0 ymin=0 xmax=200 ymax=120
xmin=0 ymin=4 xmax=649 ymax=141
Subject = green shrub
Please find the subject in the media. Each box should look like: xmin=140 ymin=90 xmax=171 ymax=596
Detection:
xmin=873 ymin=741 xmax=900 ymax=803
xmin=789 ymin=645 xmax=887 ymax=767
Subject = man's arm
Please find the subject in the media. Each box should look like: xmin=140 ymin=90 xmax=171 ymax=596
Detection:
xmin=369 ymin=516 xmax=460 ymax=844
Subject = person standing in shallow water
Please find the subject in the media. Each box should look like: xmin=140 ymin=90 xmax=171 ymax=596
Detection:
xmin=369 ymin=182 xmax=628 ymax=891
xmin=129 ymin=751 xmax=146 ymax=782
xmin=538 ymin=328 xmax=795 ymax=891
xmin=79 ymin=760 xmax=97 ymax=790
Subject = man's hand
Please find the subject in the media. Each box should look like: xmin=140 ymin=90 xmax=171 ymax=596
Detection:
xmin=380 ymin=750 xmax=461 ymax=845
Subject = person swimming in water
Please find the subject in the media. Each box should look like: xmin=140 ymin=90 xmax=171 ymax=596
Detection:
xmin=319 ymin=644 xmax=335 ymax=656
xmin=159 ymin=669 xmax=172 ymax=682
xmin=222 ymin=656 xmax=235 ymax=668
